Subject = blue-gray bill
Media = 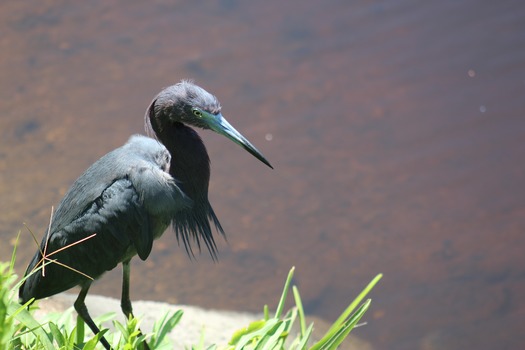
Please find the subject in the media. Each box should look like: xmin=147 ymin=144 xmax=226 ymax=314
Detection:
xmin=209 ymin=113 xmax=273 ymax=169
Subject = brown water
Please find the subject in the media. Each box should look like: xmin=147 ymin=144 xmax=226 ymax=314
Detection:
xmin=1 ymin=1 xmax=524 ymax=349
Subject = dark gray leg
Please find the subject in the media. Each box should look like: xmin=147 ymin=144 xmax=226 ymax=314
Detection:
xmin=121 ymin=260 xmax=150 ymax=350
xmin=74 ymin=281 xmax=112 ymax=350
xmin=121 ymin=260 xmax=134 ymax=319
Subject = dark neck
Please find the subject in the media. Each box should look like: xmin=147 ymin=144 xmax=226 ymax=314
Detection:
xmin=147 ymin=115 xmax=224 ymax=258
xmin=152 ymin=120 xmax=211 ymax=203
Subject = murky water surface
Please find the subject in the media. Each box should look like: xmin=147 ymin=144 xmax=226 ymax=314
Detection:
xmin=1 ymin=1 xmax=524 ymax=349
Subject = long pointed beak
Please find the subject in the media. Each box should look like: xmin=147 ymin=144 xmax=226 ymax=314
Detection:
xmin=208 ymin=113 xmax=273 ymax=169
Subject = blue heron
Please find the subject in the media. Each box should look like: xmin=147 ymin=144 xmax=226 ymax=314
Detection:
xmin=19 ymin=81 xmax=272 ymax=349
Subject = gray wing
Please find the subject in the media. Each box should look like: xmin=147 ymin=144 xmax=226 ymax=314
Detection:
xmin=52 ymin=135 xmax=190 ymax=235
xmin=21 ymin=177 xmax=157 ymax=301
xmin=20 ymin=135 xmax=192 ymax=302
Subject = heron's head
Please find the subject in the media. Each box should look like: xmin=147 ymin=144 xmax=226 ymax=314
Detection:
xmin=146 ymin=80 xmax=273 ymax=169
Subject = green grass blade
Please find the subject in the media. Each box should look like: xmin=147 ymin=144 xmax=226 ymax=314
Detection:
xmin=7 ymin=302 xmax=54 ymax=349
xmin=327 ymin=273 xmax=381 ymax=335
xmin=234 ymin=319 xmax=280 ymax=349
xmin=93 ymin=312 xmax=117 ymax=326
xmin=316 ymin=299 xmax=370 ymax=350
xmin=309 ymin=274 xmax=382 ymax=350
xmin=254 ymin=321 xmax=286 ymax=350
xmin=330 ymin=273 xmax=381 ymax=335
xmin=292 ymin=285 xmax=306 ymax=337
xmin=229 ymin=319 xmax=266 ymax=346
xmin=76 ymin=313 xmax=85 ymax=345
xmin=83 ymin=328 xmax=108 ymax=350
xmin=291 ymin=323 xmax=314 ymax=350
xmin=9 ymin=231 xmax=21 ymax=275
xmin=48 ymin=322 xmax=64 ymax=347
xmin=263 ymin=305 xmax=269 ymax=321
xmin=274 ymin=267 xmax=295 ymax=318
xmin=151 ymin=310 xmax=183 ymax=348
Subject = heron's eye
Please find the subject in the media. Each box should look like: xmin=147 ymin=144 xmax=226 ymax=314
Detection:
xmin=192 ymin=109 xmax=203 ymax=118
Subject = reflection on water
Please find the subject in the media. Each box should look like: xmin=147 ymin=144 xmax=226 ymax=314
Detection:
xmin=1 ymin=1 xmax=524 ymax=349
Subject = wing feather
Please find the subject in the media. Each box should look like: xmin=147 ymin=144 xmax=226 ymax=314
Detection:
xmin=19 ymin=135 xmax=191 ymax=302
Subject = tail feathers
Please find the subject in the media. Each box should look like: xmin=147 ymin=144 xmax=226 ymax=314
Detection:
xmin=19 ymin=254 xmax=43 ymax=304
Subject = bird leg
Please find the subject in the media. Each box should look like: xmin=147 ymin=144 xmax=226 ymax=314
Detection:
xmin=121 ymin=260 xmax=134 ymax=319
xmin=74 ymin=281 xmax=112 ymax=350
xmin=121 ymin=259 xmax=151 ymax=350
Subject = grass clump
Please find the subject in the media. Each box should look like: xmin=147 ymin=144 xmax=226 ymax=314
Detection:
xmin=1 ymin=233 xmax=381 ymax=349
xmin=225 ymin=267 xmax=381 ymax=350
